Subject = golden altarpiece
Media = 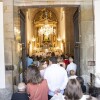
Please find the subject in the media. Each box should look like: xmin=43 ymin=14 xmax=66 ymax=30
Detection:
xmin=31 ymin=8 xmax=62 ymax=55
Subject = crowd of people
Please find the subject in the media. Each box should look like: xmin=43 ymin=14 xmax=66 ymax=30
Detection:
xmin=11 ymin=52 xmax=98 ymax=100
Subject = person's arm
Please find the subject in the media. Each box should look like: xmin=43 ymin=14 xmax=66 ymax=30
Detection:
xmin=54 ymin=70 xmax=68 ymax=94
xmin=66 ymin=65 xmax=69 ymax=75
xmin=44 ymin=69 xmax=55 ymax=92
xmin=60 ymin=70 xmax=68 ymax=90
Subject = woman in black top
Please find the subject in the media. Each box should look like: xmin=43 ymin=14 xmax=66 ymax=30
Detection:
xmin=76 ymin=76 xmax=86 ymax=93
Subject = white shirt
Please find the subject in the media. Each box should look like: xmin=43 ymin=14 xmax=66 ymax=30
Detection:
xmin=63 ymin=95 xmax=97 ymax=100
xmin=44 ymin=64 xmax=68 ymax=96
xmin=80 ymin=95 xmax=97 ymax=100
xmin=68 ymin=75 xmax=77 ymax=80
xmin=66 ymin=62 xmax=77 ymax=75
xmin=40 ymin=69 xmax=46 ymax=78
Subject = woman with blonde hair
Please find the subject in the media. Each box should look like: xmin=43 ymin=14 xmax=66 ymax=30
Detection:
xmin=26 ymin=65 xmax=48 ymax=100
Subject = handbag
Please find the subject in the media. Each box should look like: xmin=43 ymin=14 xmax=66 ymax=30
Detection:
xmin=50 ymin=93 xmax=64 ymax=100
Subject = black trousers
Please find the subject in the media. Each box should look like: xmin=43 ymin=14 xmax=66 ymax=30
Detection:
xmin=48 ymin=95 xmax=53 ymax=100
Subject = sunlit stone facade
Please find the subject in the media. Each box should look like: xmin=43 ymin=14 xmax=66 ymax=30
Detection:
xmin=0 ymin=0 xmax=96 ymax=99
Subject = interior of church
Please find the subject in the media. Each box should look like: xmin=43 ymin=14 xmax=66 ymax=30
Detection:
xmin=14 ymin=6 xmax=79 ymax=58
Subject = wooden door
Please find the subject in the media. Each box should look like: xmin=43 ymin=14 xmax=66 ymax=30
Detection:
xmin=73 ymin=8 xmax=80 ymax=75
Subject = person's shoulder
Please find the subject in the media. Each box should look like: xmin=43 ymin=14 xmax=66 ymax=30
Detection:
xmin=80 ymin=95 xmax=97 ymax=100
xmin=45 ymin=65 xmax=51 ymax=71
xmin=59 ymin=66 xmax=67 ymax=74
xmin=59 ymin=65 xmax=66 ymax=70
xmin=27 ymin=83 xmax=33 ymax=87
xmin=69 ymin=75 xmax=77 ymax=79
xmin=40 ymin=80 xmax=48 ymax=89
xmin=66 ymin=64 xmax=70 ymax=69
xmin=30 ymin=58 xmax=33 ymax=61
xmin=80 ymin=95 xmax=89 ymax=100
xmin=42 ymin=79 xmax=48 ymax=84
xmin=44 ymin=66 xmax=51 ymax=75
xmin=12 ymin=92 xmax=28 ymax=96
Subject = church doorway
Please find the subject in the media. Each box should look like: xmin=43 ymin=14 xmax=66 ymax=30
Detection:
xmin=14 ymin=5 xmax=80 ymax=81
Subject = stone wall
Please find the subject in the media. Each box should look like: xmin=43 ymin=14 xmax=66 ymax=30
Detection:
xmin=0 ymin=0 xmax=19 ymax=100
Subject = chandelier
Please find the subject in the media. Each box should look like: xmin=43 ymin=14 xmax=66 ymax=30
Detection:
xmin=38 ymin=12 xmax=55 ymax=36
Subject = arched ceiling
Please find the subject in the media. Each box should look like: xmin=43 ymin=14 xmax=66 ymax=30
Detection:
xmin=28 ymin=7 xmax=60 ymax=22
xmin=33 ymin=8 xmax=58 ymax=27
xmin=34 ymin=8 xmax=57 ymax=22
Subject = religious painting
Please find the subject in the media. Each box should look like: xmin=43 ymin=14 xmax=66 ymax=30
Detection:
xmin=43 ymin=34 xmax=49 ymax=41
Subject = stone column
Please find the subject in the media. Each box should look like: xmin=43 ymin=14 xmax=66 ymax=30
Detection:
xmin=80 ymin=1 xmax=94 ymax=78
xmin=0 ymin=2 xmax=5 ymax=89
xmin=0 ymin=0 xmax=14 ymax=100
xmin=94 ymin=0 xmax=100 ymax=74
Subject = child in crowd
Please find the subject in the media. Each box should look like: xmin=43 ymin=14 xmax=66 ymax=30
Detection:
xmin=68 ymin=70 xmax=77 ymax=79
xmin=11 ymin=82 xmax=29 ymax=100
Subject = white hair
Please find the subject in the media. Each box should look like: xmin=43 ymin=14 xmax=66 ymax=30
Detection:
xmin=69 ymin=57 xmax=73 ymax=62
xmin=18 ymin=82 xmax=26 ymax=91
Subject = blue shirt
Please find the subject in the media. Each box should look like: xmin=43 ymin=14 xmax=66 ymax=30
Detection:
xmin=26 ymin=57 xmax=33 ymax=67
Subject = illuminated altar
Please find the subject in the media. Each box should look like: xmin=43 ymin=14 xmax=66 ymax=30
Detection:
xmin=28 ymin=8 xmax=63 ymax=56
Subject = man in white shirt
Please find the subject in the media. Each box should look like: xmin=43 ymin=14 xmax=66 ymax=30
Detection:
xmin=44 ymin=56 xmax=68 ymax=100
xmin=66 ymin=57 xmax=77 ymax=77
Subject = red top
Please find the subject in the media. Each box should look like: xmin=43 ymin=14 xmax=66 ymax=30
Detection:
xmin=64 ymin=59 xmax=69 ymax=65
xmin=27 ymin=80 xmax=48 ymax=100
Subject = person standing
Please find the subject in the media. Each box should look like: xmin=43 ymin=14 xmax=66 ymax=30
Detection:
xmin=26 ymin=65 xmax=48 ymax=100
xmin=11 ymin=82 xmax=29 ymax=100
xmin=57 ymin=57 xmax=66 ymax=69
xmin=26 ymin=54 xmax=33 ymax=67
xmin=44 ymin=56 xmax=68 ymax=100
xmin=63 ymin=54 xmax=69 ymax=69
xmin=76 ymin=76 xmax=86 ymax=94
xmin=66 ymin=56 xmax=77 ymax=77
xmin=64 ymin=79 xmax=97 ymax=100
xmin=68 ymin=70 xmax=77 ymax=79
